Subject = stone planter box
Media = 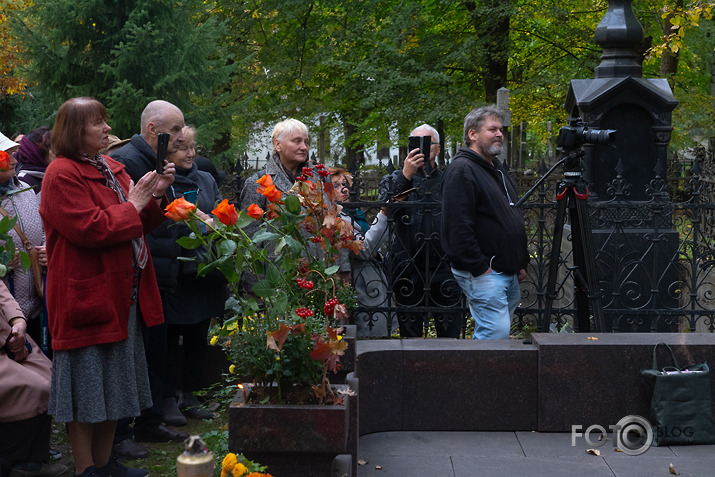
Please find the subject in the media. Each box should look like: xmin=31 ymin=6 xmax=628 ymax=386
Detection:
xmin=228 ymin=375 xmax=358 ymax=477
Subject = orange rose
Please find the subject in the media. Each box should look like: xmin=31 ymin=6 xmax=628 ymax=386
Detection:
xmin=262 ymin=184 xmax=282 ymax=203
xmin=212 ymin=199 xmax=238 ymax=226
xmin=266 ymin=203 xmax=279 ymax=220
xmin=256 ymin=174 xmax=274 ymax=195
xmin=164 ymin=197 xmax=196 ymax=222
xmin=0 ymin=151 xmax=9 ymax=172
xmin=247 ymin=203 xmax=264 ymax=219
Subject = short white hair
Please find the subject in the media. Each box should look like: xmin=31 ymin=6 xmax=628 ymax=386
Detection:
xmin=411 ymin=124 xmax=439 ymax=143
xmin=271 ymin=118 xmax=310 ymax=153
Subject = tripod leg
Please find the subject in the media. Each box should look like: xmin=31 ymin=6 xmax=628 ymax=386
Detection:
xmin=542 ymin=190 xmax=569 ymax=331
xmin=570 ymin=190 xmax=605 ymax=332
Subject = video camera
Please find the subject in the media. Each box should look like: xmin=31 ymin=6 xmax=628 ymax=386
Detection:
xmin=556 ymin=118 xmax=616 ymax=150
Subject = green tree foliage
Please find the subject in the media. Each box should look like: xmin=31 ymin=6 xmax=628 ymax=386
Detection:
xmin=12 ymin=0 xmax=232 ymax=142
xmin=5 ymin=0 xmax=712 ymax=163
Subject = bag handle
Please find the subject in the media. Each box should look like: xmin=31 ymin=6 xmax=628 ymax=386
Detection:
xmin=653 ymin=342 xmax=681 ymax=371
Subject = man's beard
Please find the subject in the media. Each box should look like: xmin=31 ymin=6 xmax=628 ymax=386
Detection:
xmin=486 ymin=141 xmax=503 ymax=156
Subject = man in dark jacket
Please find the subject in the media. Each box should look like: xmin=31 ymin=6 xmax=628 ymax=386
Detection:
xmin=441 ymin=105 xmax=529 ymax=340
xmin=110 ymin=100 xmax=189 ymax=456
xmin=379 ymin=124 xmax=463 ymax=338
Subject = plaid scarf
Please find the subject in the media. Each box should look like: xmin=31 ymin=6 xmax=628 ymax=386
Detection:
xmin=81 ymin=153 xmax=149 ymax=269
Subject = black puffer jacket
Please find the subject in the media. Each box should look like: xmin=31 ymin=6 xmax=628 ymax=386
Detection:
xmin=163 ymin=165 xmax=228 ymax=325
xmin=111 ymin=134 xmax=179 ymax=290
xmin=440 ymin=147 xmax=529 ymax=276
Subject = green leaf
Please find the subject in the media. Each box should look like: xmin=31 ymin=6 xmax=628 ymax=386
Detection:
xmin=274 ymin=237 xmax=287 ymax=255
xmin=218 ymin=256 xmax=240 ymax=281
xmin=284 ymin=194 xmax=301 ymax=214
xmin=218 ymin=239 xmax=238 ymax=256
xmin=265 ymin=263 xmax=281 ymax=284
xmin=19 ymin=250 xmax=31 ymax=270
xmin=252 ymin=230 xmax=280 ymax=243
xmin=176 ymin=235 xmax=203 ymax=249
xmin=197 ymin=261 xmax=218 ymax=277
xmin=252 ymin=279 xmax=276 ymax=297
xmin=236 ymin=213 xmax=255 ymax=229
xmin=286 ymin=236 xmax=303 ymax=255
xmin=324 ymin=265 xmax=339 ymax=275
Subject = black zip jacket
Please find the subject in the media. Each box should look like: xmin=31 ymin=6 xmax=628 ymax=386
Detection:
xmin=440 ymin=147 xmax=529 ymax=276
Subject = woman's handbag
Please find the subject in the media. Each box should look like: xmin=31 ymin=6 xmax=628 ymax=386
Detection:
xmin=0 ymin=207 xmax=44 ymax=299
xmin=640 ymin=342 xmax=715 ymax=446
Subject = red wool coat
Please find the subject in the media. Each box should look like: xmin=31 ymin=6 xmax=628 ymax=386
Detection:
xmin=39 ymin=155 xmax=166 ymax=351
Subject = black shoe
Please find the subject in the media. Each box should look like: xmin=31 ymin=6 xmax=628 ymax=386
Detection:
xmin=96 ymin=458 xmax=147 ymax=477
xmin=134 ymin=425 xmax=189 ymax=443
xmin=183 ymin=406 xmax=214 ymax=421
xmin=178 ymin=392 xmax=213 ymax=420
xmin=112 ymin=439 xmax=148 ymax=460
xmin=161 ymin=398 xmax=187 ymax=427
xmin=8 ymin=463 xmax=68 ymax=477
xmin=74 ymin=466 xmax=99 ymax=477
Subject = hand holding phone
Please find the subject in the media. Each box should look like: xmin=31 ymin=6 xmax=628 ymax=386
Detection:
xmin=408 ymin=135 xmax=433 ymax=176
xmin=156 ymin=133 xmax=170 ymax=174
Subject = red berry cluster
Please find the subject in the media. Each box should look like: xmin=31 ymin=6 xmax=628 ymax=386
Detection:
xmin=324 ymin=296 xmax=340 ymax=316
xmin=295 ymin=307 xmax=314 ymax=318
xmin=296 ymin=277 xmax=314 ymax=290
xmin=315 ymin=163 xmax=329 ymax=177
xmin=311 ymin=237 xmax=322 ymax=243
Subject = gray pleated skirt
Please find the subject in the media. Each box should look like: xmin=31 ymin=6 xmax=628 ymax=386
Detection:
xmin=48 ymin=303 xmax=152 ymax=423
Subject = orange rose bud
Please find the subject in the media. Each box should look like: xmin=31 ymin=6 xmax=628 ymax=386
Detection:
xmin=262 ymin=184 xmax=282 ymax=203
xmin=0 ymin=151 xmax=9 ymax=172
xmin=212 ymin=199 xmax=239 ymax=226
xmin=164 ymin=197 xmax=197 ymax=222
xmin=247 ymin=203 xmax=264 ymax=219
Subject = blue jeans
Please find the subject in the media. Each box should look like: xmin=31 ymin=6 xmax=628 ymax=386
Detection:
xmin=451 ymin=268 xmax=521 ymax=339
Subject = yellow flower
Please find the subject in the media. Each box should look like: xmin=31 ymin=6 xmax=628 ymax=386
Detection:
xmin=221 ymin=453 xmax=237 ymax=477
xmin=276 ymin=356 xmax=280 ymax=361
xmin=224 ymin=340 xmax=232 ymax=348
xmin=210 ymin=336 xmax=218 ymax=346
xmin=232 ymin=463 xmax=248 ymax=477
xmin=229 ymin=364 xmax=236 ymax=374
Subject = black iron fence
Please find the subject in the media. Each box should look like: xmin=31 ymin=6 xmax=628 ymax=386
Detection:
xmin=228 ymin=144 xmax=715 ymax=337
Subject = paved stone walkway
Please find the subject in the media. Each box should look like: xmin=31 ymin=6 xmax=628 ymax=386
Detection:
xmin=358 ymin=431 xmax=715 ymax=476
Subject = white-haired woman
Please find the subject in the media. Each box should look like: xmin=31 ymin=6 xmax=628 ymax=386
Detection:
xmin=239 ymin=118 xmax=310 ymax=211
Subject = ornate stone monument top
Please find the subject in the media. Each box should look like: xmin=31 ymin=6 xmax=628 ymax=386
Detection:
xmin=594 ymin=0 xmax=644 ymax=78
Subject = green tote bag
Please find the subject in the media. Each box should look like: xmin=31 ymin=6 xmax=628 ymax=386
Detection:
xmin=641 ymin=342 xmax=715 ymax=446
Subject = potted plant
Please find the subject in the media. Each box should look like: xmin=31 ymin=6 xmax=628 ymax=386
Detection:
xmin=164 ymin=163 xmax=360 ymax=476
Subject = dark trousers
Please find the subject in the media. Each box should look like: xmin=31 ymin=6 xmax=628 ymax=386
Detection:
xmin=0 ymin=413 xmax=51 ymax=467
xmin=393 ymin=268 xmax=463 ymax=338
xmin=165 ymin=320 xmax=211 ymax=399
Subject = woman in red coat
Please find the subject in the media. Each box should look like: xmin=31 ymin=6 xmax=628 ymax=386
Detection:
xmin=39 ymin=98 xmax=175 ymax=477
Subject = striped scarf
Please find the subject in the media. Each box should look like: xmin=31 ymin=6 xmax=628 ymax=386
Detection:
xmin=81 ymin=153 xmax=149 ymax=269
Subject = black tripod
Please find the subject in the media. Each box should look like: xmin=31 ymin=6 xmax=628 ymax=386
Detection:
xmin=515 ymin=147 xmax=605 ymax=333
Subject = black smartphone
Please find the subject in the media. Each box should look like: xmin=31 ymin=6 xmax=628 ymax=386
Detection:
xmin=408 ymin=135 xmax=432 ymax=176
xmin=156 ymin=132 xmax=170 ymax=174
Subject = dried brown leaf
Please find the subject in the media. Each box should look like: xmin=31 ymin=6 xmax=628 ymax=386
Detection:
xmin=586 ymin=448 xmax=601 ymax=456
xmin=669 ymin=463 xmax=679 ymax=475
xmin=357 ymin=459 xmax=368 ymax=466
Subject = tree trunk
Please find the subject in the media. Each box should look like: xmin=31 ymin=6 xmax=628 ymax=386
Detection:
xmin=465 ymin=0 xmax=511 ymax=103
xmin=659 ymin=0 xmax=683 ymax=87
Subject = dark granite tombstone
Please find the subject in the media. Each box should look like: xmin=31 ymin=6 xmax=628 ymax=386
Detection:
xmin=562 ymin=0 xmax=680 ymax=331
